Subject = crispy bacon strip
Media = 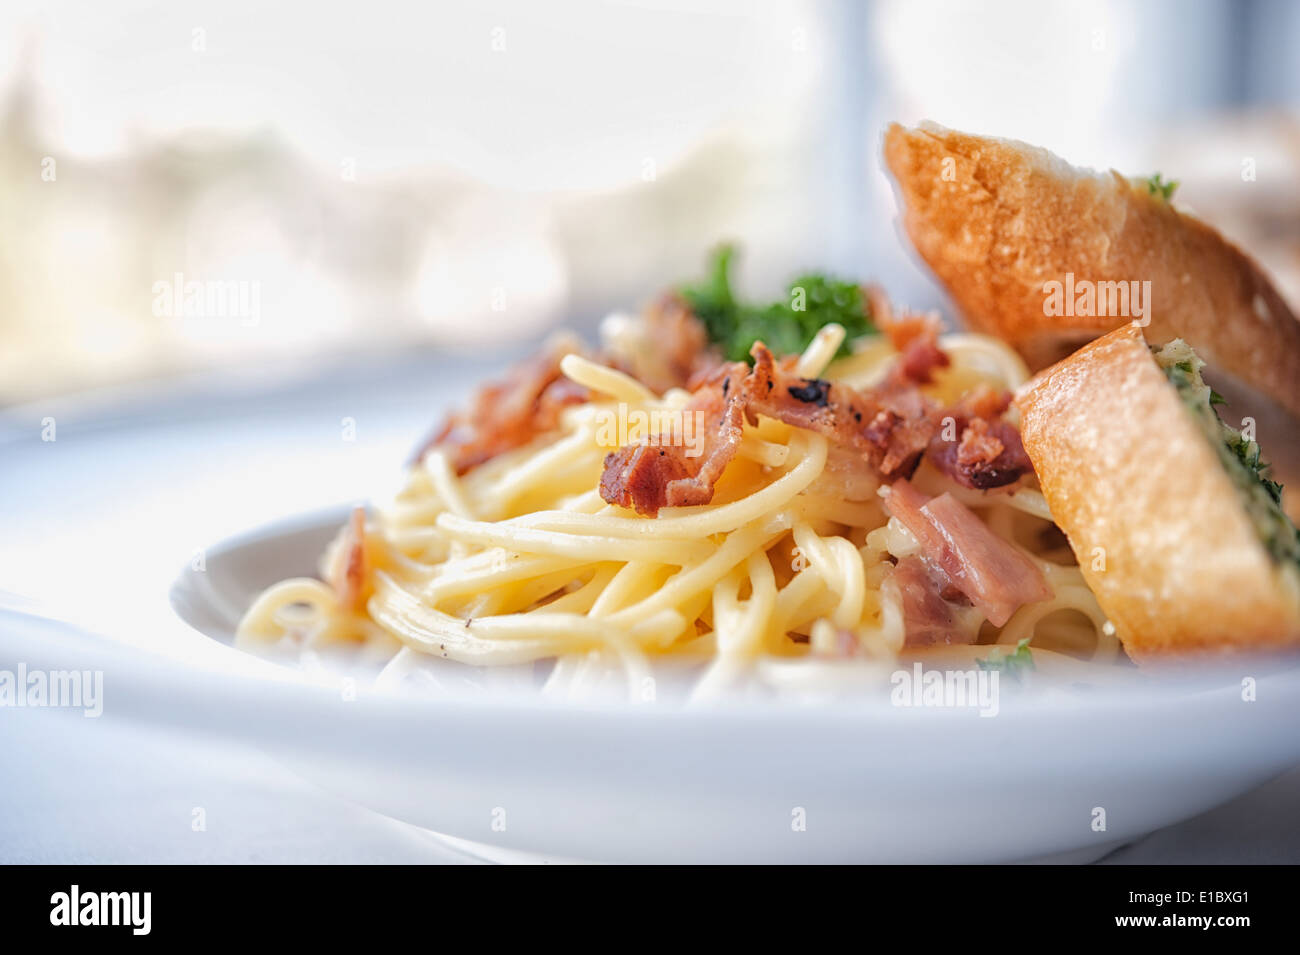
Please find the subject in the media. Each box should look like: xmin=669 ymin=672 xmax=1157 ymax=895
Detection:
xmin=599 ymin=363 xmax=749 ymax=516
xmin=412 ymin=337 xmax=589 ymax=474
xmin=746 ymin=343 xmax=940 ymax=477
xmin=882 ymin=479 xmax=1050 ymax=627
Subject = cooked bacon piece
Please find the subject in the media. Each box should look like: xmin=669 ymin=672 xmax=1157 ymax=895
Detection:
xmin=333 ymin=506 xmax=368 ymax=613
xmin=956 ymin=418 xmax=1005 ymax=469
xmin=599 ymin=363 xmax=748 ymax=516
xmin=888 ymin=555 xmax=976 ymax=647
xmin=605 ymin=294 xmax=722 ymax=394
xmin=867 ymin=284 xmax=951 ymax=386
xmin=882 ymin=478 xmax=1050 ymax=627
xmin=745 ymin=343 xmax=940 ymax=477
xmin=894 ymin=334 xmax=951 ymax=386
xmin=412 ymin=337 xmax=589 ymax=474
xmin=599 ymin=340 xmax=953 ymax=514
xmin=599 ymin=443 xmax=699 ymax=516
xmin=927 ymin=384 xmax=1034 ymax=489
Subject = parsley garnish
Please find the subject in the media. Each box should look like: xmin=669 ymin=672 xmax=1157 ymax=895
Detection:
xmin=1226 ymin=430 xmax=1284 ymax=505
xmin=1145 ymin=172 xmax=1179 ymax=201
xmin=680 ymin=245 xmax=875 ymax=363
xmin=976 ymin=638 xmax=1035 ymax=679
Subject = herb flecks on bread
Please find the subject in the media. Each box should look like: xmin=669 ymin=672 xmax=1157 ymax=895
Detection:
xmin=1154 ymin=339 xmax=1298 ymax=570
xmin=1016 ymin=324 xmax=1300 ymax=661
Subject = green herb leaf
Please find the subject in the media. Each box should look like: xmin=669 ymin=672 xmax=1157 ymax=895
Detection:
xmin=680 ymin=245 xmax=876 ymax=363
xmin=1145 ymin=172 xmax=1179 ymax=201
xmin=976 ymin=638 xmax=1035 ymax=679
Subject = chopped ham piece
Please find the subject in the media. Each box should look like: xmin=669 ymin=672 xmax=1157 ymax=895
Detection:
xmin=881 ymin=478 xmax=1050 ymax=627
xmin=413 ymin=337 xmax=590 ymax=474
xmin=888 ymin=555 xmax=976 ymax=647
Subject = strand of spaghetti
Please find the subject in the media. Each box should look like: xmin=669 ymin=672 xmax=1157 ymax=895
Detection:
xmin=381 ymin=571 xmax=691 ymax=653
xmin=434 ymin=512 xmax=714 ymax=565
xmin=236 ymin=578 xmax=337 ymax=644
xmin=420 ymin=552 xmax=592 ymax=601
xmin=473 ymin=427 xmax=598 ymax=512
xmin=497 ymin=566 xmax=610 ymax=615
xmin=730 ymin=552 xmax=777 ymax=659
xmin=588 ymin=561 xmax=663 ymax=617
xmin=829 ymin=536 xmax=867 ymax=627
xmin=737 ymin=434 xmax=790 ymax=467
xmin=604 ymin=510 xmax=797 ymax=628
xmin=531 ymin=565 xmax=619 ymax=615
xmin=559 ymin=353 xmax=657 ymax=404
xmin=930 ymin=481 xmax=1055 ymax=523
xmin=791 ymin=493 xmax=881 ymax=528
xmin=793 ymin=322 xmax=846 ymax=378
xmin=1006 ymin=488 xmax=1054 ymax=521
xmin=384 ymin=495 xmax=447 ymax=528
xmin=777 ymin=592 xmax=841 ymax=647
xmin=509 ymin=432 xmax=829 ymax=539
xmin=689 ymin=568 xmax=746 ymax=701
xmin=793 ymin=521 xmax=869 ymax=625
xmin=823 ymin=337 xmax=897 ymax=388
xmin=938 ymin=333 xmax=1030 ymax=389
xmin=996 ymin=583 xmax=1113 ymax=660
xmin=770 ymin=566 xmax=825 ymax=635
xmin=424 ymin=449 xmax=475 ymax=520
xmin=556 ymin=488 xmax=607 ymax=513
xmin=858 ymin=581 xmax=906 ymax=657
xmin=372 ymin=573 xmax=620 ymax=661
xmin=377 ymin=532 xmax=449 ymax=575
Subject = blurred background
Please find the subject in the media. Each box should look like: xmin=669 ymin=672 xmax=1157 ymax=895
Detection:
xmin=3 ymin=0 xmax=1300 ymax=403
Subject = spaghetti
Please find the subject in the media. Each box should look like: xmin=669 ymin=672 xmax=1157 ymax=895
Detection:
xmin=237 ymin=322 xmax=1118 ymax=700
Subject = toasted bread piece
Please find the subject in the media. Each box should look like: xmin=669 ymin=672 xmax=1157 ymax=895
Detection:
xmin=1016 ymin=324 xmax=1300 ymax=662
xmin=883 ymin=122 xmax=1300 ymax=421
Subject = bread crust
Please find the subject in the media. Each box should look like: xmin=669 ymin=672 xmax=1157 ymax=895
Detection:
xmin=883 ymin=122 xmax=1300 ymax=420
xmin=1015 ymin=324 xmax=1300 ymax=661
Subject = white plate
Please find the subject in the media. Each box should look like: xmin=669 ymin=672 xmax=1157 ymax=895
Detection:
xmin=5 ymin=365 xmax=1299 ymax=863
xmin=139 ymin=506 xmax=1300 ymax=863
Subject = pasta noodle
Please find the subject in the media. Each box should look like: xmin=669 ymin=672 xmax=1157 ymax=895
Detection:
xmin=237 ymin=325 xmax=1116 ymax=700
